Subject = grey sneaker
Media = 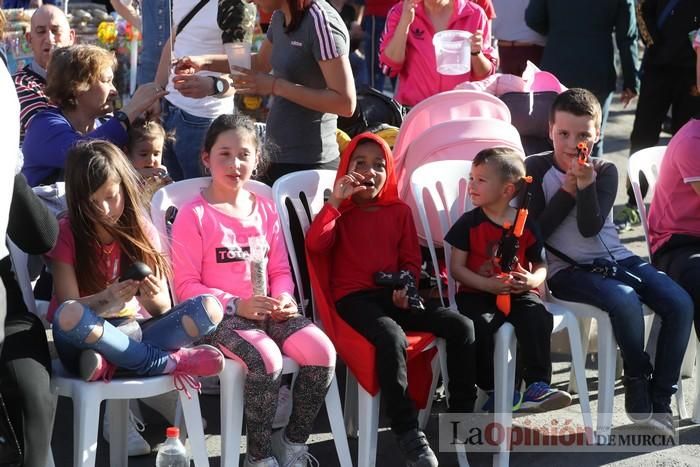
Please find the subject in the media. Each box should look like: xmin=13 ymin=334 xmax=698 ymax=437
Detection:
xmin=243 ymin=456 xmax=280 ymax=467
xmin=271 ymin=429 xmax=319 ymax=467
xmin=647 ymin=412 xmax=675 ymax=437
xmin=103 ymin=409 xmax=151 ymax=456
xmin=396 ymin=428 xmax=439 ymax=467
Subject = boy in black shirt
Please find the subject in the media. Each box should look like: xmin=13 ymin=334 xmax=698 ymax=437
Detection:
xmin=445 ymin=147 xmax=571 ymax=413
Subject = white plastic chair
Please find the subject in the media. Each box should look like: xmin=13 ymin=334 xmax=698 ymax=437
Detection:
xmin=151 ymin=177 xmax=351 ymax=467
xmin=51 ymin=363 xmax=209 ymax=467
xmin=7 ymin=240 xmax=211 ymax=467
xmin=542 ymin=146 xmax=687 ymax=439
xmin=269 ymin=170 xmax=353 ymax=466
xmin=627 ymin=146 xmax=697 ymax=419
xmin=410 ymin=160 xmax=593 ymax=467
xmin=272 ymin=170 xmax=444 ymax=467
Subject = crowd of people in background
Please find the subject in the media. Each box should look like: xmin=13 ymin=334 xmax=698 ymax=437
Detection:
xmin=0 ymin=0 xmax=699 ymax=466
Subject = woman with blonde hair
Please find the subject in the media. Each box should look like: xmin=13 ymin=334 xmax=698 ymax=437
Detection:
xmin=22 ymin=44 xmax=166 ymax=187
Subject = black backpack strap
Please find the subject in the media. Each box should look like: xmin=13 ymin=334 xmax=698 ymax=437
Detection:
xmin=544 ymin=243 xmax=586 ymax=269
xmin=176 ymin=0 xmax=211 ymax=36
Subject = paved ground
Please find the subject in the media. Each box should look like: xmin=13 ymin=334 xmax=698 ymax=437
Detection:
xmin=49 ymin=93 xmax=700 ymax=467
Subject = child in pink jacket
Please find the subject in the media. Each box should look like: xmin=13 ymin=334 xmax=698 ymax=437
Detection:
xmin=171 ymin=114 xmax=336 ymax=467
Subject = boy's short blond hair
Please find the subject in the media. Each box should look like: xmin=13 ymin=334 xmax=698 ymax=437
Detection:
xmin=472 ymin=147 xmax=527 ymax=197
xmin=549 ymin=88 xmax=602 ymax=129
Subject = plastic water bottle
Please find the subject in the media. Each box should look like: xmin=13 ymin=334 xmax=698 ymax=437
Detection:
xmin=155 ymin=427 xmax=188 ymax=467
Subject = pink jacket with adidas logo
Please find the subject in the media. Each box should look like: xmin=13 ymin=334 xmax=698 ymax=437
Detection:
xmin=380 ymin=0 xmax=497 ymax=107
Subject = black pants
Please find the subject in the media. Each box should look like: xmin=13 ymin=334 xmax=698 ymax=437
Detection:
xmin=653 ymin=236 xmax=700 ymax=339
xmin=455 ymin=291 xmax=553 ymax=391
xmin=1 ymin=312 xmax=55 ymax=467
xmin=627 ymin=65 xmax=700 ymax=205
xmin=0 ymin=257 xmax=56 ymax=467
xmin=336 ymin=288 xmax=476 ymax=434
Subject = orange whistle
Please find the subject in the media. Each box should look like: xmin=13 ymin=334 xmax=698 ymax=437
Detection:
xmin=577 ymin=142 xmax=589 ymax=165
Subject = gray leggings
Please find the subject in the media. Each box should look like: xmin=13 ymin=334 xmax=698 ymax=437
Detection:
xmin=204 ymin=314 xmax=335 ymax=460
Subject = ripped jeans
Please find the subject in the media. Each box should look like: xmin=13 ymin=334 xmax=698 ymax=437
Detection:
xmin=52 ymin=295 xmax=220 ymax=376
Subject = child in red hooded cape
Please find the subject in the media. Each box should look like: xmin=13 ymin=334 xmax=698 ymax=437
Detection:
xmin=306 ymin=133 xmax=477 ymax=466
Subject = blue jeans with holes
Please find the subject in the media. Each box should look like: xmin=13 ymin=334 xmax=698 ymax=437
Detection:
xmin=161 ymin=100 xmax=214 ymax=181
xmin=548 ymin=255 xmax=693 ymax=403
xmin=52 ymin=295 xmax=219 ymax=376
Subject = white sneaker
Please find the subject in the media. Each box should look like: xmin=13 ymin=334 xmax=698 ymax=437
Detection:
xmin=272 ymin=385 xmax=292 ymax=429
xmin=244 ymin=455 xmax=280 ymax=467
xmin=103 ymin=409 xmax=151 ymax=456
xmin=271 ymin=429 xmax=319 ymax=467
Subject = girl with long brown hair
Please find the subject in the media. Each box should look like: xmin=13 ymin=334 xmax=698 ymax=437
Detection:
xmin=47 ymin=140 xmax=225 ymax=387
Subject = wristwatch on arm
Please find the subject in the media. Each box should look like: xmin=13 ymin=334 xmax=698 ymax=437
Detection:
xmin=114 ymin=110 xmax=131 ymax=131
xmin=210 ymin=76 xmax=229 ymax=97
xmin=225 ymin=296 xmax=241 ymax=315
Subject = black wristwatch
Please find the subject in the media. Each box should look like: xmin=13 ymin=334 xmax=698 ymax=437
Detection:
xmin=211 ymin=76 xmax=226 ymax=96
xmin=114 ymin=110 xmax=131 ymax=131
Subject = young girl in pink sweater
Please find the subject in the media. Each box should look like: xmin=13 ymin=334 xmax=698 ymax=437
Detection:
xmin=170 ymin=114 xmax=336 ymax=467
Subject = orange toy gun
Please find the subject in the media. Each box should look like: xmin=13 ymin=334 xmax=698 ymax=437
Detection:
xmin=577 ymin=142 xmax=589 ymax=165
xmin=495 ymin=176 xmax=533 ymax=316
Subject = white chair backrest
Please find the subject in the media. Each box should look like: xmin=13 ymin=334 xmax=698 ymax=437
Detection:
xmin=627 ymin=146 xmax=666 ymax=256
xmin=271 ymin=170 xmax=336 ymax=321
xmin=150 ymin=177 xmax=272 ymax=303
xmin=410 ymin=160 xmax=474 ymax=308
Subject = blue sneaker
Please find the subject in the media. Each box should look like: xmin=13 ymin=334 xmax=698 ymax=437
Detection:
xmin=481 ymin=389 xmax=522 ymax=413
xmin=520 ymin=382 xmax=572 ymax=413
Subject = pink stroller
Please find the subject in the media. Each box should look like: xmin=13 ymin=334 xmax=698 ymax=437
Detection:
xmin=393 ymin=90 xmax=513 ymax=176
xmin=394 ymin=91 xmax=524 ymax=245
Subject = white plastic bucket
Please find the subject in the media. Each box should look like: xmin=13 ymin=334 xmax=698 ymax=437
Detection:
xmin=432 ymin=30 xmax=472 ymax=75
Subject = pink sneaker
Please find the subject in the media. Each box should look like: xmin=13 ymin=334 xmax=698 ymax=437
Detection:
xmin=170 ymin=345 xmax=225 ymax=377
xmin=170 ymin=345 xmax=225 ymax=398
xmin=79 ymin=350 xmax=117 ymax=382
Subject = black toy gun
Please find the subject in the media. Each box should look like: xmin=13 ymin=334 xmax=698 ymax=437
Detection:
xmin=494 ymin=177 xmax=533 ymax=315
xmin=374 ymin=270 xmax=425 ymax=312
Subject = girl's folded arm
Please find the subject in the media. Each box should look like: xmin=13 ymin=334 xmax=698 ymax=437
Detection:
xmin=171 ymin=208 xmax=236 ymax=307
xmin=51 ymin=260 xmax=122 ymax=315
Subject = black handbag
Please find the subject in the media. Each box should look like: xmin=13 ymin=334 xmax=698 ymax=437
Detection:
xmin=0 ymin=392 xmax=22 ymax=466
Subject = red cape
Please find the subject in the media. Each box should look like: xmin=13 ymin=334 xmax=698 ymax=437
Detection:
xmin=306 ymin=133 xmax=436 ymax=407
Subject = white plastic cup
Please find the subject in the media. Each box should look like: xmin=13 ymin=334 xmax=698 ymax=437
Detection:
xmin=432 ymin=30 xmax=473 ymax=75
xmin=224 ymin=42 xmax=252 ymax=75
